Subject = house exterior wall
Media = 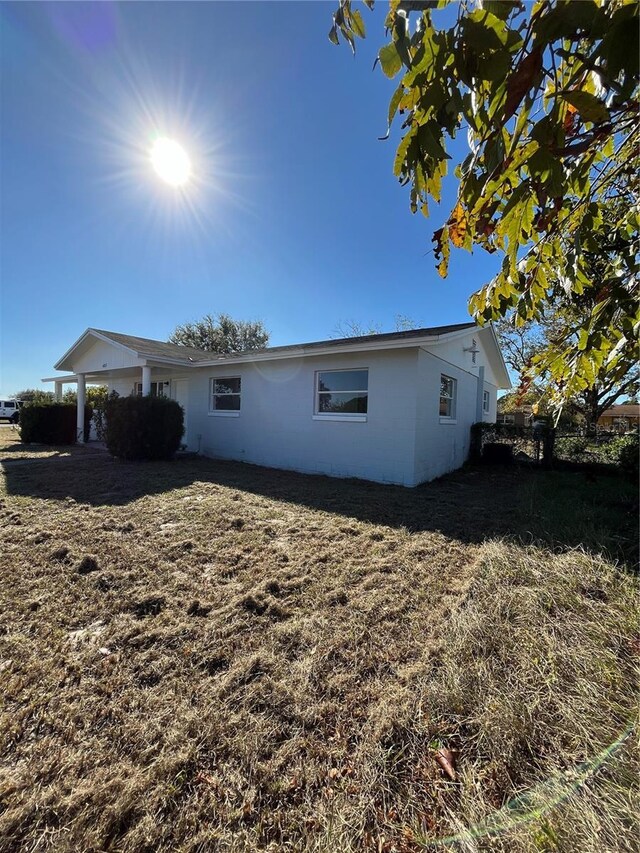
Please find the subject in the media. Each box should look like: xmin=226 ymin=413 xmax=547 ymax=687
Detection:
xmin=413 ymin=348 xmax=486 ymax=484
xmin=70 ymin=340 xmax=144 ymax=374
xmin=185 ymin=349 xmax=420 ymax=486
xmin=63 ymin=330 xmax=507 ymax=486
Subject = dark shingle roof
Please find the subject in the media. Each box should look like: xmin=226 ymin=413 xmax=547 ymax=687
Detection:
xmin=250 ymin=322 xmax=477 ymax=356
xmin=90 ymin=329 xmax=213 ymax=363
xmin=91 ymin=322 xmax=477 ymax=364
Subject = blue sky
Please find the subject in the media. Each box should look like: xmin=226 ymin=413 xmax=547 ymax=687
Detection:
xmin=0 ymin=1 xmax=502 ymax=395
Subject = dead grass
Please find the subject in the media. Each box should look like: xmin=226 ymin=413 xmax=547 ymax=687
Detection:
xmin=0 ymin=433 xmax=637 ymax=852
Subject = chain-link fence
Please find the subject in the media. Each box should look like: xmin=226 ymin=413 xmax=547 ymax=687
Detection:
xmin=470 ymin=421 xmax=639 ymax=478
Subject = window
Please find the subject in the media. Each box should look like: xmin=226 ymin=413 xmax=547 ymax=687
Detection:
xmin=210 ymin=377 xmax=241 ymax=412
xmin=135 ymin=381 xmax=169 ymax=397
xmin=439 ymin=375 xmax=456 ymax=419
xmin=483 ymin=390 xmax=490 ymax=413
xmin=315 ymin=369 xmax=368 ymax=415
xmin=499 ymin=413 xmax=515 ymax=425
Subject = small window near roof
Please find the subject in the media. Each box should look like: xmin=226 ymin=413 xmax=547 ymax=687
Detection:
xmin=316 ymin=369 xmax=368 ymax=415
xmin=210 ymin=377 xmax=241 ymax=411
xmin=483 ymin=389 xmax=490 ymax=413
xmin=439 ymin=375 xmax=456 ymax=418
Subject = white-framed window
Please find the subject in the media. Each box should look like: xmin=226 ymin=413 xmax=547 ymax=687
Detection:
xmin=210 ymin=377 xmax=241 ymax=413
xmin=483 ymin=389 xmax=490 ymax=413
xmin=439 ymin=375 xmax=456 ymax=419
xmin=499 ymin=413 xmax=515 ymax=425
xmin=315 ymin=369 xmax=368 ymax=416
xmin=134 ymin=381 xmax=170 ymax=397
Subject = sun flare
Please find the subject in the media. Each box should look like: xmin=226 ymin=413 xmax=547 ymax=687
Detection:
xmin=150 ymin=137 xmax=191 ymax=186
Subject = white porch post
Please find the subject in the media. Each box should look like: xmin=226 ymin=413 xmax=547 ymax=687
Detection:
xmin=475 ymin=365 xmax=485 ymax=423
xmin=54 ymin=381 xmax=63 ymax=402
xmin=76 ymin=373 xmax=86 ymax=443
xmin=141 ymin=365 xmax=151 ymax=396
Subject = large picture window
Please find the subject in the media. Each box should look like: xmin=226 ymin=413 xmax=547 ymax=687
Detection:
xmin=210 ymin=377 xmax=241 ymax=412
xmin=316 ymin=369 xmax=368 ymax=415
xmin=439 ymin=375 xmax=456 ymax=419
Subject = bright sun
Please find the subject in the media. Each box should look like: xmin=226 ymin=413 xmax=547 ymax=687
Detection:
xmin=150 ymin=137 xmax=191 ymax=186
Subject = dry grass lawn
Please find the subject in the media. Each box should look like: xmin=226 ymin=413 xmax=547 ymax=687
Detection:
xmin=0 ymin=430 xmax=638 ymax=853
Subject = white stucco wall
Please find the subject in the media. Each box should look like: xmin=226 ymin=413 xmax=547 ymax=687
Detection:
xmin=185 ymin=349 xmax=420 ymax=486
xmin=75 ymin=331 xmax=505 ymax=486
xmin=413 ymin=347 xmax=487 ymax=484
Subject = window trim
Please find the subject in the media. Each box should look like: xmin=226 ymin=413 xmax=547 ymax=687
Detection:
xmin=439 ymin=374 xmax=457 ymax=421
xmin=483 ymin=389 xmax=490 ymax=413
xmin=314 ymin=368 xmax=369 ymax=420
xmin=209 ymin=376 xmax=241 ymax=416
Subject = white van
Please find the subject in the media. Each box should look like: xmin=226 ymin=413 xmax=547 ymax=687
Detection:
xmin=0 ymin=400 xmax=23 ymax=423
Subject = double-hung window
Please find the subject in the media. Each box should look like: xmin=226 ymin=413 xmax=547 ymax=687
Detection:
xmin=315 ymin=369 xmax=368 ymax=417
xmin=483 ymin=389 xmax=490 ymax=413
xmin=439 ymin=375 xmax=456 ymax=419
xmin=210 ymin=377 xmax=241 ymax=413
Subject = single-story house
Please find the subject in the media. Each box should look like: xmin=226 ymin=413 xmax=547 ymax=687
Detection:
xmin=43 ymin=322 xmax=510 ymax=487
xmin=597 ymin=403 xmax=640 ymax=432
xmin=497 ymin=407 xmax=533 ymax=427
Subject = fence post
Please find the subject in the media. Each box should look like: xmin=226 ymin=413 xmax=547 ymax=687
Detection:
xmin=543 ymin=427 xmax=556 ymax=468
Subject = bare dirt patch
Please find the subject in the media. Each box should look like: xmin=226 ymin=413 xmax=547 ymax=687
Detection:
xmin=0 ymin=433 xmax=637 ymax=852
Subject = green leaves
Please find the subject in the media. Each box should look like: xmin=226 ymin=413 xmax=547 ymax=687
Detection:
xmin=379 ymin=42 xmax=402 ymax=78
xmin=329 ymin=0 xmax=639 ymax=406
xmin=558 ymin=90 xmax=610 ymax=125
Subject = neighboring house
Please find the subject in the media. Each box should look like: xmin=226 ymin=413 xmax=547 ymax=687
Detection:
xmin=43 ymin=322 xmax=510 ymax=487
xmin=497 ymin=406 xmax=533 ymax=427
xmin=597 ymin=404 xmax=640 ymax=432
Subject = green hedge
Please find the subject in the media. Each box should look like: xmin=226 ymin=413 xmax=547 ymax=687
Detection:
xmin=20 ymin=403 xmax=92 ymax=445
xmin=104 ymin=395 xmax=184 ymax=460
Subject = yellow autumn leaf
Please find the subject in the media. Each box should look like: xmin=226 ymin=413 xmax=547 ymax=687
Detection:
xmin=449 ymin=202 xmax=468 ymax=248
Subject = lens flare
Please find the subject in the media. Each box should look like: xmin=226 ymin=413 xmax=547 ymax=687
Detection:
xmin=150 ymin=137 xmax=191 ymax=186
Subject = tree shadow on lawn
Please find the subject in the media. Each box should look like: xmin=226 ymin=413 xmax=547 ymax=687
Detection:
xmin=2 ymin=444 xmax=637 ymax=568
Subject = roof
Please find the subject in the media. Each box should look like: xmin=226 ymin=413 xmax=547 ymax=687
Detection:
xmin=50 ymin=321 xmax=510 ymax=388
xmin=600 ymin=404 xmax=640 ymax=418
xmin=203 ymin=322 xmax=477 ymax=359
xmin=91 ymin=329 xmax=212 ymax=364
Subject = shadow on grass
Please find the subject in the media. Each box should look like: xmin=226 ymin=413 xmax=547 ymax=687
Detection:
xmin=2 ymin=444 xmax=637 ymax=569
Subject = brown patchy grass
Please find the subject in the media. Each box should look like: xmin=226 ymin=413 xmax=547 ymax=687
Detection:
xmin=0 ymin=432 xmax=637 ymax=852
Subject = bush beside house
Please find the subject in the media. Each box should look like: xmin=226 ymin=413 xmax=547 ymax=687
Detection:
xmin=20 ymin=403 xmax=92 ymax=444
xmin=104 ymin=395 xmax=184 ymax=460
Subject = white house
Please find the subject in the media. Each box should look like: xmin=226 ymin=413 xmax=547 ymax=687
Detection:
xmin=43 ymin=322 xmax=510 ymax=487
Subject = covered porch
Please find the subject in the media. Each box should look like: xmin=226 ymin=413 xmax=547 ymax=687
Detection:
xmin=42 ymin=365 xmax=189 ymax=444
xmin=42 ymin=328 xmax=204 ymax=444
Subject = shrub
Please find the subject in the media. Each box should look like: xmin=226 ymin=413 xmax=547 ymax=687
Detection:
xmin=593 ymin=432 xmax=639 ymax=472
xmin=20 ymin=403 xmax=92 ymax=444
xmin=104 ymin=395 xmax=184 ymax=460
xmin=555 ymin=435 xmax=589 ymax=461
xmin=615 ymin=433 xmax=639 ymax=481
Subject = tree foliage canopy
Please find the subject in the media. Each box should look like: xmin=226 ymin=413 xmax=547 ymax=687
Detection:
xmin=169 ymin=313 xmax=269 ymax=354
xmin=330 ymin=0 xmax=639 ymax=405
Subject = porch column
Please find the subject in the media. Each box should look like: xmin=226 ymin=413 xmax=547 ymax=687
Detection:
xmin=141 ymin=365 xmax=151 ymax=396
xmin=475 ymin=365 xmax=485 ymax=423
xmin=76 ymin=373 xmax=86 ymax=443
xmin=54 ymin=381 xmax=63 ymax=402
